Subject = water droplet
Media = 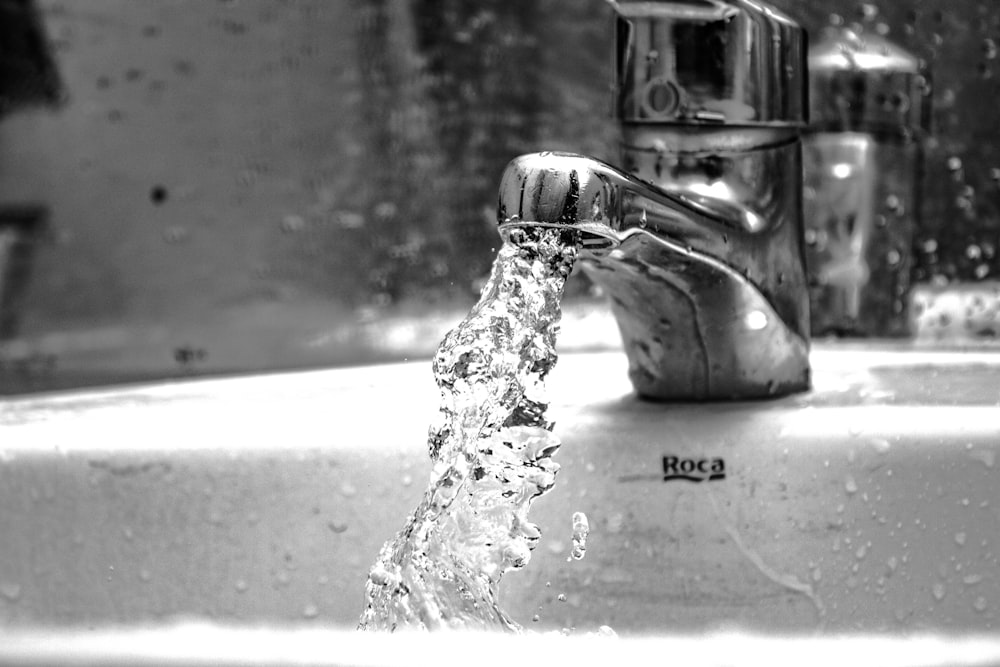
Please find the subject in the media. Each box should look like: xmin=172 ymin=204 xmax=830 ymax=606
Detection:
xmin=235 ymin=579 xmax=248 ymax=593
xmin=744 ymin=310 xmax=768 ymax=331
xmin=845 ymin=475 xmax=858 ymax=495
xmin=870 ymin=437 xmax=891 ymax=453
xmin=968 ymin=449 xmax=996 ymax=469
xmin=0 ymin=582 xmax=22 ymax=602
xmin=401 ymin=474 xmax=413 ymax=487
xmin=570 ymin=511 xmax=590 ymax=561
xmin=532 ymin=614 xmax=540 ymax=622
xmin=597 ymin=625 xmax=617 ymax=637
xmin=556 ymin=593 xmax=567 ymax=602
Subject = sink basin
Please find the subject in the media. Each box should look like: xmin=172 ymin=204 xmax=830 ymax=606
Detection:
xmin=1 ymin=344 xmax=998 ymax=646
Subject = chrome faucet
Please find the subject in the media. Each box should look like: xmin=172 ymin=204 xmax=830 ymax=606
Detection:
xmin=495 ymin=0 xmax=811 ymax=400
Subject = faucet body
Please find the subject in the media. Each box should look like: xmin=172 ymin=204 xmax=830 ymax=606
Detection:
xmin=496 ymin=0 xmax=811 ymax=400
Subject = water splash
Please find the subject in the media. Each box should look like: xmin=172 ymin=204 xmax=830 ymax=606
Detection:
xmin=359 ymin=227 xmax=581 ymax=632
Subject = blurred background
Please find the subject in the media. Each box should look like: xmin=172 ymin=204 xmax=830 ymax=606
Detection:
xmin=0 ymin=0 xmax=998 ymax=393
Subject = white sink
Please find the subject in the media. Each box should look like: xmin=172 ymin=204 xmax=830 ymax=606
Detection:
xmin=0 ymin=344 xmax=998 ymax=642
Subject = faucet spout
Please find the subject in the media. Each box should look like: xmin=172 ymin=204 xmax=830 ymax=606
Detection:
xmin=497 ymin=151 xmax=811 ymax=400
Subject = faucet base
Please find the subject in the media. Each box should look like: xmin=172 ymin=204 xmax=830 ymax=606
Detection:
xmin=584 ymin=233 xmax=811 ymax=401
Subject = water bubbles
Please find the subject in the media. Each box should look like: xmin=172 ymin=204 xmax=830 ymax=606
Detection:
xmin=570 ymin=511 xmax=590 ymax=561
xmin=946 ymin=156 xmax=963 ymax=172
xmin=556 ymin=593 xmax=567 ymax=602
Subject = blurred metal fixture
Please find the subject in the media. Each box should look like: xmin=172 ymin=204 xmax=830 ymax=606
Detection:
xmin=496 ymin=0 xmax=810 ymax=400
xmin=804 ymin=27 xmax=930 ymax=337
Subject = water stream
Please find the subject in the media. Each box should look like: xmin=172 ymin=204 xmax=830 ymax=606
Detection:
xmin=358 ymin=226 xmax=582 ymax=631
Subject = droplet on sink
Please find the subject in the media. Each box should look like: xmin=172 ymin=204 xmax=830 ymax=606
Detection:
xmin=0 ymin=582 xmax=21 ymax=602
xmin=968 ymin=450 xmax=996 ymax=469
xmin=870 ymin=437 xmax=891 ymax=453
xmin=845 ymin=475 xmax=858 ymax=494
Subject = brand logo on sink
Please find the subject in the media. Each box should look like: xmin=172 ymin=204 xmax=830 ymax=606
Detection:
xmin=662 ymin=455 xmax=726 ymax=483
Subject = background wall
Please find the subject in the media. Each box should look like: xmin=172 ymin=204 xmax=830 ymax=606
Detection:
xmin=0 ymin=0 xmax=997 ymax=392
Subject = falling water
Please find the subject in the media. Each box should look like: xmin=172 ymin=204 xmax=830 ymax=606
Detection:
xmin=358 ymin=226 xmax=582 ymax=632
